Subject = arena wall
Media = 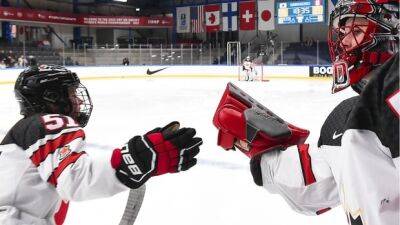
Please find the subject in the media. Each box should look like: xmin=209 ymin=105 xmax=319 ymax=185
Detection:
xmin=0 ymin=65 xmax=328 ymax=84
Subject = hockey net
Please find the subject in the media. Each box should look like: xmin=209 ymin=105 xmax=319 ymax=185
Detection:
xmin=238 ymin=62 xmax=265 ymax=81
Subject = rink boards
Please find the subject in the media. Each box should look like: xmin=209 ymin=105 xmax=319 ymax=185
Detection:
xmin=0 ymin=65 xmax=331 ymax=84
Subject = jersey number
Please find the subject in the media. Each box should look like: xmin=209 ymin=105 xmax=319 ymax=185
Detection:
xmin=42 ymin=114 xmax=79 ymax=131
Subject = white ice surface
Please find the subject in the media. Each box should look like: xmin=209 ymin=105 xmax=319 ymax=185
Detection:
xmin=0 ymin=78 xmax=356 ymax=225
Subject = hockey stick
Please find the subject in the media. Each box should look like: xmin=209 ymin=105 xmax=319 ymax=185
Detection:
xmin=118 ymin=185 xmax=146 ymax=225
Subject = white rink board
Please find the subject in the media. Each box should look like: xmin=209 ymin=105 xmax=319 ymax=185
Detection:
xmin=0 ymin=65 xmax=311 ymax=83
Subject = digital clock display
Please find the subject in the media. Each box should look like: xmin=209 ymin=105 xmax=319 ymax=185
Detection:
xmin=277 ymin=0 xmax=325 ymax=24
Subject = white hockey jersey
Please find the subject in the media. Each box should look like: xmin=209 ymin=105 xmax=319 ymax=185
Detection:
xmin=258 ymin=55 xmax=399 ymax=225
xmin=242 ymin=60 xmax=253 ymax=71
xmin=0 ymin=114 xmax=128 ymax=225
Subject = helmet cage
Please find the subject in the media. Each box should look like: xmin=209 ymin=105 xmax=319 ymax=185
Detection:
xmin=71 ymin=83 xmax=93 ymax=127
xmin=14 ymin=65 xmax=93 ymax=127
xmin=328 ymin=0 xmax=399 ymax=93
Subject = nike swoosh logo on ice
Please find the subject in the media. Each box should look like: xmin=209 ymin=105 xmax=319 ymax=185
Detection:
xmin=146 ymin=67 xmax=167 ymax=75
xmin=332 ymin=131 xmax=343 ymax=140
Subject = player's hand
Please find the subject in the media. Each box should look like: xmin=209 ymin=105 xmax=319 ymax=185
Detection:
xmin=111 ymin=122 xmax=203 ymax=189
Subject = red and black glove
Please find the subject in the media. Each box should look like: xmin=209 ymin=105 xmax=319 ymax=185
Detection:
xmin=213 ymin=83 xmax=310 ymax=185
xmin=111 ymin=122 xmax=203 ymax=189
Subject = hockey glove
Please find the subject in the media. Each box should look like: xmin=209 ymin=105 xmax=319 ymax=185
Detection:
xmin=213 ymin=82 xmax=310 ymax=158
xmin=111 ymin=122 xmax=203 ymax=189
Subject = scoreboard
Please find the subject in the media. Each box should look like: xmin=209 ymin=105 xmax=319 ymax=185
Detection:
xmin=277 ymin=0 xmax=325 ymax=24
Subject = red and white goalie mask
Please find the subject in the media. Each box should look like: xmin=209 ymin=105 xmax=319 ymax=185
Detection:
xmin=328 ymin=0 xmax=399 ymax=93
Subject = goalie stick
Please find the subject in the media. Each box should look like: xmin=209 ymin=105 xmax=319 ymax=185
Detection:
xmin=118 ymin=185 xmax=146 ymax=225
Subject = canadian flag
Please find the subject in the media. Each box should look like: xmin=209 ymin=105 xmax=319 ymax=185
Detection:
xmin=204 ymin=4 xmax=220 ymax=32
xmin=239 ymin=1 xmax=256 ymax=30
xmin=258 ymin=0 xmax=275 ymax=31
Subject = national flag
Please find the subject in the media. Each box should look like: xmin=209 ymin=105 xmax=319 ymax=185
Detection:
xmin=239 ymin=1 xmax=256 ymax=30
xmin=204 ymin=4 xmax=220 ymax=32
xmin=222 ymin=2 xmax=238 ymax=31
xmin=176 ymin=7 xmax=190 ymax=33
xmin=191 ymin=5 xmax=204 ymax=33
xmin=258 ymin=0 xmax=275 ymax=31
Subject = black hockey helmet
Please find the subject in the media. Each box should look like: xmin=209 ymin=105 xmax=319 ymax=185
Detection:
xmin=14 ymin=65 xmax=93 ymax=127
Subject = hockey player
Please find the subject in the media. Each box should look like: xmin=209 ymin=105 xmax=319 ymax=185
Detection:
xmin=0 ymin=65 xmax=203 ymax=225
xmin=213 ymin=0 xmax=399 ymax=224
xmin=241 ymin=56 xmax=257 ymax=81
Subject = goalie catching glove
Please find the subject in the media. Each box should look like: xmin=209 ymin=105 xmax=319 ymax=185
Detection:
xmin=111 ymin=122 xmax=203 ymax=189
xmin=213 ymin=82 xmax=309 ymax=158
xmin=213 ymin=83 xmax=310 ymax=185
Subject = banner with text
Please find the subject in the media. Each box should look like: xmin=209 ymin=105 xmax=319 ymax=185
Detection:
xmin=0 ymin=7 xmax=173 ymax=28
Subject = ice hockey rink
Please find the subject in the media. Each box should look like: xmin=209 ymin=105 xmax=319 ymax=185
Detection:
xmin=0 ymin=74 xmax=356 ymax=225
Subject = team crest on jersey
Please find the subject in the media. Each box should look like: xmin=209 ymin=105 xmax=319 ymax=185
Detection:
xmin=58 ymin=146 xmax=72 ymax=161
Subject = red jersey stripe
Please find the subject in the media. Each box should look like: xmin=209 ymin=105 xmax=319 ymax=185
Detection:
xmin=30 ymin=130 xmax=85 ymax=166
xmin=48 ymin=151 xmax=86 ymax=186
xmin=316 ymin=207 xmax=331 ymax=215
xmin=54 ymin=200 xmax=69 ymax=225
xmin=297 ymin=144 xmax=316 ymax=185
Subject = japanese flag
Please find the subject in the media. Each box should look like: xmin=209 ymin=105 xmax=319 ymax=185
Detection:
xmin=258 ymin=0 xmax=275 ymax=31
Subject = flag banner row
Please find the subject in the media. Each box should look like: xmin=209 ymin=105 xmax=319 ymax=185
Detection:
xmin=176 ymin=0 xmax=275 ymax=33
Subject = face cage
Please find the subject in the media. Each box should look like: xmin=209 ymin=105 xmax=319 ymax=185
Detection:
xmin=328 ymin=12 xmax=377 ymax=92
xmin=71 ymin=83 xmax=93 ymax=127
xmin=329 ymin=15 xmax=375 ymax=61
xmin=328 ymin=0 xmax=399 ymax=93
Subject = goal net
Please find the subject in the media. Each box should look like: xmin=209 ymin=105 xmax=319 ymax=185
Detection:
xmin=238 ymin=62 xmax=264 ymax=81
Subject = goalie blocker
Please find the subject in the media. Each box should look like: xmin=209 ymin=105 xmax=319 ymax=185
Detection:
xmin=212 ymin=82 xmax=309 ymax=158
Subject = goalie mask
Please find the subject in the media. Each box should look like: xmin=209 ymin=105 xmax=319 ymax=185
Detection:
xmin=328 ymin=0 xmax=399 ymax=93
xmin=14 ymin=65 xmax=93 ymax=127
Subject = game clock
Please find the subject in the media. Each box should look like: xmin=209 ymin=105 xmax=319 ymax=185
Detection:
xmin=277 ymin=0 xmax=325 ymax=24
